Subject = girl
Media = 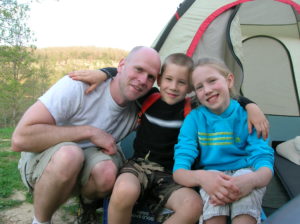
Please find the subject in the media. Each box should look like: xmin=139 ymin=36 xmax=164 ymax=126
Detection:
xmin=173 ymin=58 xmax=274 ymax=224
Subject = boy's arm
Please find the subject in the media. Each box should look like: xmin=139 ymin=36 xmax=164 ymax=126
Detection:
xmin=69 ymin=67 xmax=117 ymax=94
xmin=238 ymin=96 xmax=269 ymax=140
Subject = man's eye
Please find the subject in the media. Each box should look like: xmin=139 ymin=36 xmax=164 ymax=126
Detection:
xmin=135 ymin=68 xmax=143 ymax=72
xmin=148 ymin=75 xmax=155 ymax=81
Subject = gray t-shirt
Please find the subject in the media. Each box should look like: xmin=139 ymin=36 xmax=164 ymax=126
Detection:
xmin=39 ymin=75 xmax=138 ymax=148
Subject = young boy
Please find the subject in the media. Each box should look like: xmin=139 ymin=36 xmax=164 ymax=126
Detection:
xmin=70 ymin=53 xmax=269 ymax=224
xmin=173 ymin=57 xmax=274 ymax=224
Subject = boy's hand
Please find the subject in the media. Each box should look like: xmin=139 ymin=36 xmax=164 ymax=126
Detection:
xmin=69 ymin=70 xmax=107 ymax=94
xmin=246 ymin=103 xmax=269 ymax=140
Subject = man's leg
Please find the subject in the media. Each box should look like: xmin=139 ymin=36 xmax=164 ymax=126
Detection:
xmin=77 ymin=148 xmax=124 ymax=224
xmin=164 ymin=187 xmax=202 ymax=224
xmin=33 ymin=144 xmax=84 ymax=222
xmin=108 ymin=173 xmax=141 ymax=224
xmin=80 ymin=147 xmax=124 ymax=199
xmin=81 ymin=160 xmax=118 ymax=199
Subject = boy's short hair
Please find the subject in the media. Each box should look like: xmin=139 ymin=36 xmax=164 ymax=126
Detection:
xmin=161 ymin=53 xmax=194 ymax=78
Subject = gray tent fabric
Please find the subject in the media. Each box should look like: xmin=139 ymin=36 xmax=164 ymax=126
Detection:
xmin=152 ymin=0 xmax=300 ymax=118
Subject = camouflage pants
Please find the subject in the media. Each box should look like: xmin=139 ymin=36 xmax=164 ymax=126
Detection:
xmin=120 ymin=157 xmax=182 ymax=216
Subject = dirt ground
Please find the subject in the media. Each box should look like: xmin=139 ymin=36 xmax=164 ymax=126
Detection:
xmin=0 ymin=191 xmax=77 ymax=224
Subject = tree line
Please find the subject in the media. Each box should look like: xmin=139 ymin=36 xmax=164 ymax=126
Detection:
xmin=0 ymin=0 xmax=128 ymax=127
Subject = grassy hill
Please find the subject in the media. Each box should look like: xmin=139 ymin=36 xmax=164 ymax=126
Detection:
xmin=35 ymin=46 xmax=128 ymax=84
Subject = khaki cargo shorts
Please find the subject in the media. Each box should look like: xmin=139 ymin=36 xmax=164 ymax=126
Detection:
xmin=19 ymin=142 xmax=125 ymax=193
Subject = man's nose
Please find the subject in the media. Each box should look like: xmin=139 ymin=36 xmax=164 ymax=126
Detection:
xmin=138 ymin=73 xmax=148 ymax=85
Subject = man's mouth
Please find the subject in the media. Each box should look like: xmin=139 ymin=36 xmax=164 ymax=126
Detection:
xmin=130 ymin=84 xmax=143 ymax=93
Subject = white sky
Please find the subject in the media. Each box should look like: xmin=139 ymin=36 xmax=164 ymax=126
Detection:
xmin=29 ymin=0 xmax=183 ymax=51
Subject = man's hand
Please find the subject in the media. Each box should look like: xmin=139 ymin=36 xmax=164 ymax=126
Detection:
xmin=89 ymin=127 xmax=118 ymax=155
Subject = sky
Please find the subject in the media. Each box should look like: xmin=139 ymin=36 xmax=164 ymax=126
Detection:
xmin=28 ymin=0 xmax=183 ymax=51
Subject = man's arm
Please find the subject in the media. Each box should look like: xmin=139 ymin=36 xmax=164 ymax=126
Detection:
xmin=11 ymin=101 xmax=117 ymax=154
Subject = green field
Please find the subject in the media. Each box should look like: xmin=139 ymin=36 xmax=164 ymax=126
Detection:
xmin=0 ymin=127 xmax=30 ymax=210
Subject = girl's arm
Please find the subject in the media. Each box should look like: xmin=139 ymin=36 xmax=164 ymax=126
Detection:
xmin=230 ymin=167 xmax=272 ymax=199
xmin=174 ymin=169 xmax=240 ymax=205
xmin=238 ymin=96 xmax=269 ymax=140
xmin=68 ymin=67 xmax=117 ymax=94
xmin=219 ymin=128 xmax=274 ymax=203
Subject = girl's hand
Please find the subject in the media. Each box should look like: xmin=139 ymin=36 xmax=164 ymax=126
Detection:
xmin=246 ymin=103 xmax=269 ymax=140
xmin=69 ymin=70 xmax=107 ymax=94
xmin=200 ymin=171 xmax=240 ymax=205
xmin=229 ymin=174 xmax=255 ymax=200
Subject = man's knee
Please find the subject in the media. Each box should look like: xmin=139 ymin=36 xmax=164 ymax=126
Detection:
xmin=90 ymin=160 xmax=118 ymax=192
xmin=46 ymin=145 xmax=84 ymax=180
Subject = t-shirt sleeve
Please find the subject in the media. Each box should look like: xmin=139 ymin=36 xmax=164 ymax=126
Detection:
xmin=99 ymin=67 xmax=117 ymax=79
xmin=39 ymin=76 xmax=84 ymax=124
xmin=237 ymin=96 xmax=255 ymax=109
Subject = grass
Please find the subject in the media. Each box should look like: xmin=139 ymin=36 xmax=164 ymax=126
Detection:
xmin=0 ymin=127 xmax=27 ymax=210
xmin=0 ymin=127 xmax=14 ymax=148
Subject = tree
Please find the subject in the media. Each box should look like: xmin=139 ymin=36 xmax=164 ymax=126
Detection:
xmin=0 ymin=0 xmax=46 ymax=127
xmin=0 ymin=0 xmax=34 ymax=46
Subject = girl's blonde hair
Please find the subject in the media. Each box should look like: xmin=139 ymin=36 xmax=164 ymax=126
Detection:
xmin=194 ymin=57 xmax=238 ymax=97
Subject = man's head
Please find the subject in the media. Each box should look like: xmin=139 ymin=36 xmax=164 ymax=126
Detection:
xmin=158 ymin=53 xmax=193 ymax=105
xmin=111 ymin=46 xmax=161 ymax=106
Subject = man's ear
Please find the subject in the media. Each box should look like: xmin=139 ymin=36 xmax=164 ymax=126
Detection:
xmin=117 ymin=58 xmax=125 ymax=73
xmin=157 ymin=74 xmax=162 ymax=87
